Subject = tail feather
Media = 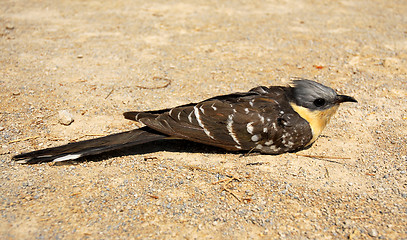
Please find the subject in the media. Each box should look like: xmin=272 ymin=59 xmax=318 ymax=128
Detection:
xmin=12 ymin=127 xmax=168 ymax=164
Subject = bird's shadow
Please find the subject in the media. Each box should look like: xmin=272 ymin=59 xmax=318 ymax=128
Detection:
xmin=49 ymin=138 xmax=316 ymax=165
xmin=48 ymin=137 xmax=315 ymax=165
xmin=54 ymin=139 xmax=234 ymax=165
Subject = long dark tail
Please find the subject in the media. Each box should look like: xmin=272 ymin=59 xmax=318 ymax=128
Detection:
xmin=12 ymin=127 xmax=168 ymax=164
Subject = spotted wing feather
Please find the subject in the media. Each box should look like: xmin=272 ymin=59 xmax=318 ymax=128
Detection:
xmin=124 ymin=86 xmax=313 ymax=153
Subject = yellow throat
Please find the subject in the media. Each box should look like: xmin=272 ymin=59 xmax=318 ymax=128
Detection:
xmin=290 ymin=103 xmax=339 ymax=145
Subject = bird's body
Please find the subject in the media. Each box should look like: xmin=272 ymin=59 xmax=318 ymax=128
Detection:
xmin=13 ymin=79 xmax=357 ymax=164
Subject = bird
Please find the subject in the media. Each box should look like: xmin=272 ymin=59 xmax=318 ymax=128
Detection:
xmin=12 ymin=79 xmax=357 ymax=164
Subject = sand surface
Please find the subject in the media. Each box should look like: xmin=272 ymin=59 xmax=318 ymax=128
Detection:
xmin=1 ymin=0 xmax=406 ymax=239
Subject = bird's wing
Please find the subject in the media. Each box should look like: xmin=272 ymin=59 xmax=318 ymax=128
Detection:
xmin=124 ymin=86 xmax=312 ymax=152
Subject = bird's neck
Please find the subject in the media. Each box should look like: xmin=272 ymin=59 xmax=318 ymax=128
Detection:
xmin=289 ymin=103 xmax=339 ymax=145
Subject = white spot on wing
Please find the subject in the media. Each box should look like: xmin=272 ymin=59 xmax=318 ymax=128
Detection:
xmin=269 ymin=145 xmax=280 ymax=152
xmin=227 ymin=114 xmax=241 ymax=145
xmin=258 ymin=114 xmax=265 ymax=124
xmin=15 ymin=159 xmax=29 ymax=164
xmin=265 ymin=140 xmax=273 ymax=146
xmin=244 ymin=108 xmax=249 ymax=114
xmin=188 ymin=111 xmax=194 ymax=123
xmin=246 ymin=122 xmax=254 ymax=134
xmin=251 ymin=134 xmax=260 ymax=142
xmin=53 ymin=154 xmax=82 ymax=162
xmin=194 ymin=106 xmax=215 ymax=139
xmin=199 ymin=105 xmax=205 ymax=114
xmin=211 ymin=103 xmax=217 ymax=111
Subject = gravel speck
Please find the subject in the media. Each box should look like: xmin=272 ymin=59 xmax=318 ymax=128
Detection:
xmin=368 ymin=228 xmax=378 ymax=237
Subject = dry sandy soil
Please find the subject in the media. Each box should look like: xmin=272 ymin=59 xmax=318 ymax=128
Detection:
xmin=1 ymin=0 xmax=406 ymax=239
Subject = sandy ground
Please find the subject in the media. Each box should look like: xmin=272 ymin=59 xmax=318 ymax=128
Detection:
xmin=1 ymin=0 xmax=406 ymax=239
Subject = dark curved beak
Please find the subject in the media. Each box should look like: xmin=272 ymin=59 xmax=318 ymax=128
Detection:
xmin=336 ymin=95 xmax=357 ymax=104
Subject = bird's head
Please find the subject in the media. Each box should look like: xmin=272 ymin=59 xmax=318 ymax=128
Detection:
xmin=288 ymin=79 xmax=357 ymax=145
xmin=290 ymin=79 xmax=357 ymax=110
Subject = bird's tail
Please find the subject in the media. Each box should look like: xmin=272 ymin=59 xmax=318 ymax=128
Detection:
xmin=12 ymin=127 xmax=168 ymax=164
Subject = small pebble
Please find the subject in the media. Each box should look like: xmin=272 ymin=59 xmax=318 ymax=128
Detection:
xmin=245 ymin=190 xmax=254 ymax=196
xmin=5 ymin=24 xmax=14 ymax=30
xmin=58 ymin=110 xmax=74 ymax=126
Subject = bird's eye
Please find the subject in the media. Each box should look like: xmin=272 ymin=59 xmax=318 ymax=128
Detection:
xmin=313 ymin=98 xmax=326 ymax=107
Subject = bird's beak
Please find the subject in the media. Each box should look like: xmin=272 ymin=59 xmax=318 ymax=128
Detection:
xmin=336 ymin=95 xmax=357 ymax=104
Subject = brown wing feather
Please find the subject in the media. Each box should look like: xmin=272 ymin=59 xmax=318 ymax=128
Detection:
xmin=124 ymin=86 xmax=313 ymax=153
